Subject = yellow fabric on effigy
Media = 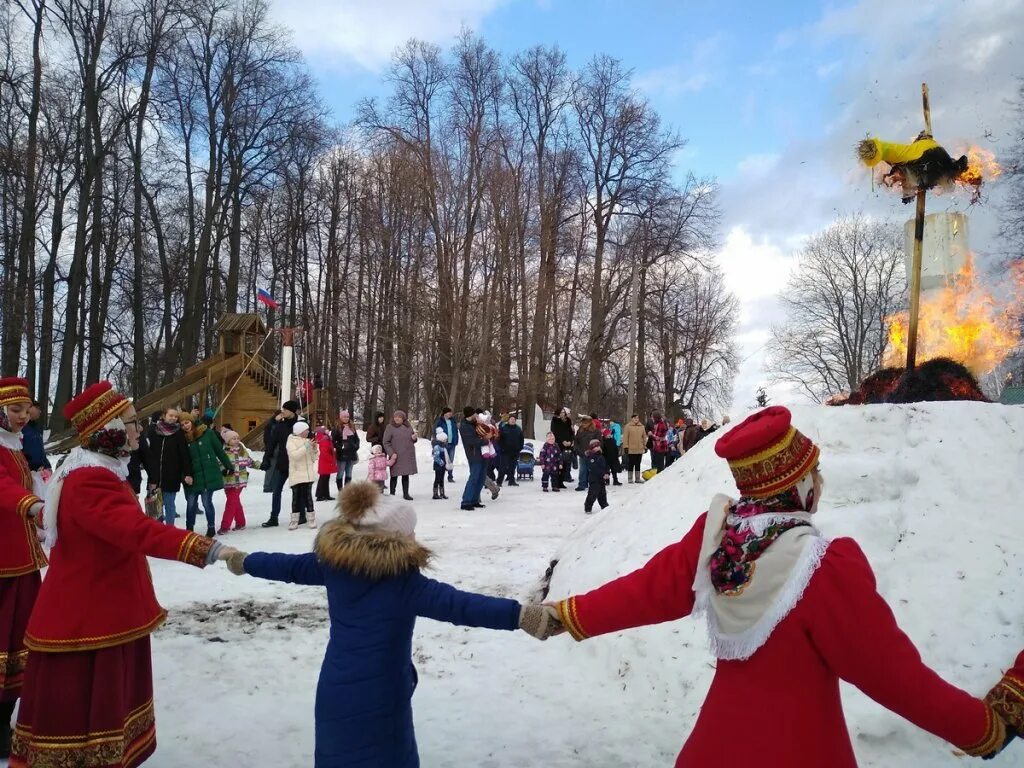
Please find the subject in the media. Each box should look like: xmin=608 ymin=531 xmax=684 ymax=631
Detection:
xmin=857 ymin=136 xmax=940 ymax=168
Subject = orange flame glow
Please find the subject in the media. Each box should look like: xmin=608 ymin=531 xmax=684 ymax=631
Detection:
xmin=955 ymin=145 xmax=1003 ymax=201
xmin=885 ymin=255 xmax=1022 ymax=375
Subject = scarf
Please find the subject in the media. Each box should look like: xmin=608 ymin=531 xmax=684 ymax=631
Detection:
xmin=693 ymin=485 xmax=829 ymax=661
xmin=339 ymin=421 xmax=355 ymax=439
xmin=155 ymin=420 xmax=180 ymax=436
xmin=45 ymin=446 xmax=129 ymax=548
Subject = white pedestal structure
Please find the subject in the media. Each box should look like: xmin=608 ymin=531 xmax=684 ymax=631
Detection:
xmin=904 ymin=212 xmax=970 ymax=292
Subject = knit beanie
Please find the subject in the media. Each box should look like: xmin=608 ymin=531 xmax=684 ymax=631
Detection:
xmin=282 ymin=400 xmax=300 ymax=414
xmin=293 ymin=421 xmax=309 ymax=435
xmin=435 ymin=428 xmax=448 ymax=443
xmin=463 ymin=406 xmax=475 ymax=418
xmin=339 ymin=481 xmax=417 ymax=537
xmin=222 ymin=430 xmax=240 ymax=443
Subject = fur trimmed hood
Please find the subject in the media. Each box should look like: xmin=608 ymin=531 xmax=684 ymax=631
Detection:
xmin=313 ymin=519 xmax=432 ymax=579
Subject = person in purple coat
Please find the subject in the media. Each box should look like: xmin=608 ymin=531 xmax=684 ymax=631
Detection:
xmin=225 ymin=481 xmax=558 ymax=768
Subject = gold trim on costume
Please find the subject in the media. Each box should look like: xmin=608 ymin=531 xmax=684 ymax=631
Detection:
xmin=0 ymin=647 xmax=28 ymax=691
xmin=24 ymin=611 xmax=167 ymax=653
xmin=557 ymin=597 xmax=589 ymax=641
xmin=177 ymin=532 xmax=212 ymax=568
xmin=11 ymin=698 xmax=156 ymax=768
xmin=960 ymin=703 xmax=1007 ymax=757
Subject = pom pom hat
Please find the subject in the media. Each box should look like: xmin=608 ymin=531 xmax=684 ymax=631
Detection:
xmin=0 ymin=376 xmax=31 ymax=408
xmin=63 ymin=381 xmax=131 ymax=442
xmin=714 ymin=406 xmax=819 ymax=499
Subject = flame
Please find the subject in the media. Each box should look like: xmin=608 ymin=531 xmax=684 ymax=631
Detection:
xmin=885 ymin=255 xmax=1022 ymax=375
xmin=956 ymin=145 xmax=1003 ymax=188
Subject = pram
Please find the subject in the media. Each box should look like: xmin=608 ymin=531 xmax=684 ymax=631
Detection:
xmin=517 ymin=442 xmax=536 ymax=480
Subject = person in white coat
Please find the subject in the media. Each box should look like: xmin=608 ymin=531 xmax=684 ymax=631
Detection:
xmin=286 ymin=421 xmax=319 ymax=530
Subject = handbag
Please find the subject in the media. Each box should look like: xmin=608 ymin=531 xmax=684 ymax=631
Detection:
xmin=144 ymin=490 xmax=164 ymax=520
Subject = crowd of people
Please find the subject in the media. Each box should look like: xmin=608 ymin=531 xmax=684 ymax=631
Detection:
xmin=114 ymin=400 xmax=734 ymax=535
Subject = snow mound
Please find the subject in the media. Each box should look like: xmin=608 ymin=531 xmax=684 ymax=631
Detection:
xmin=545 ymin=403 xmax=1024 ymax=767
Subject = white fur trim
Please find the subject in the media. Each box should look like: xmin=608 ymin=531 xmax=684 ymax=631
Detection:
xmin=727 ymin=512 xmax=815 ymax=537
xmin=44 ymin=446 xmax=129 ymax=548
xmin=0 ymin=427 xmax=23 ymax=450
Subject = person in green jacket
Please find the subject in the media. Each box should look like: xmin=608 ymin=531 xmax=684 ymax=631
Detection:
xmin=180 ymin=412 xmax=233 ymax=537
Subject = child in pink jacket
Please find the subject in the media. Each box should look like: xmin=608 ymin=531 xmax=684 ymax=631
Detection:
xmin=366 ymin=444 xmax=389 ymax=493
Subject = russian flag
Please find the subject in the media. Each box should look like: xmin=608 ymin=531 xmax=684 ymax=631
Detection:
xmin=256 ymin=287 xmax=280 ymax=309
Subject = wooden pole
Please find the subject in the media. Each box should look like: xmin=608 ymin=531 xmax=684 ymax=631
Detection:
xmin=906 ymin=83 xmax=932 ymax=370
xmin=626 ymin=258 xmax=639 ymax=420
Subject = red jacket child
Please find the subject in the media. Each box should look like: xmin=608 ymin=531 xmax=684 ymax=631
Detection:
xmin=315 ymin=428 xmax=338 ymax=476
xmin=553 ymin=407 xmax=1024 ymax=766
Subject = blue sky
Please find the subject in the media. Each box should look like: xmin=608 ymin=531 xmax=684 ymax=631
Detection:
xmin=271 ymin=0 xmax=1023 ymax=412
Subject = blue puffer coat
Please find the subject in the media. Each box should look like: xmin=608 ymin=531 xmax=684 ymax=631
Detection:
xmin=242 ymin=496 xmax=521 ymax=768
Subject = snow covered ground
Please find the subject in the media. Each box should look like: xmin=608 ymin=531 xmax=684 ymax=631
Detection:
xmin=31 ymin=404 xmax=1024 ymax=766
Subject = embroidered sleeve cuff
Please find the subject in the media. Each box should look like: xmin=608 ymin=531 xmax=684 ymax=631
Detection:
xmin=177 ymin=532 xmax=214 ymax=568
xmin=556 ymin=596 xmax=590 ymax=642
xmin=986 ymin=671 xmax=1024 ymax=733
xmin=959 ymin=703 xmax=1007 ymax=757
xmin=16 ymin=494 xmax=42 ymax=518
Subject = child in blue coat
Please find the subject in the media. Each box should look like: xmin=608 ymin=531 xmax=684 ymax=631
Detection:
xmin=226 ymin=482 xmax=558 ymax=768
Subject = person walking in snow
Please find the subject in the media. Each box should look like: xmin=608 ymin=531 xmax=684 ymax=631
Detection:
xmin=383 ymin=410 xmax=418 ymax=501
xmin=219 ymin=430 xmax=253 ymax=533
xmin=179 ymin=412 xmax=234 ymax=538
xmin=434 ymin=407 xmax=459 ymax=483
xmin=221 ymin=482 xmax=558 ymax=768
xmin=314 ymin=426 xmax=337 ymax=502
xmin=547 ymin=405 xmax=1024 ymax=765
xmin=601 ymin=428 xmax=622 ymax=486
xmin=331 ymin=410 xmax=360 ymax=489
xmin=459 ymin=408 xmax=487 ymax=511
xmin=286 ymin=421 xmax=319 ymax=530
xmin=573 ymin=416 xmax=601 ymax=492
xmin=583 ymin=439 xmax=610 ymax=514
xmin=622 ymin=414 xmax=648 ymax=483
xmin=431 ymin=429 xmax=450 ymax=500
xmin=539 ymin=432 xmax=563 ymax=493
xmin=497 ymin=414 xmax=524 ymax=487
xmin=366 ymin=444 xmax=389 ymax=493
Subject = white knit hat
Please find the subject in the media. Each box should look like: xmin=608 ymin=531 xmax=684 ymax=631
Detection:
xmin=435 ymin=428 xmax=448 ymax=442
xmin=293 ymin=421 xmax=309 ymax=435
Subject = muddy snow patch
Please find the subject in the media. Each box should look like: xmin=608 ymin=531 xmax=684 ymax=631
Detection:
xmin=161 ymin=597 xmax=328 ymax=641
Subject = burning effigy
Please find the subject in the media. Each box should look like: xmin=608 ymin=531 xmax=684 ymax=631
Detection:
xmin=856 ymin=134 xmax=1000 ymax=204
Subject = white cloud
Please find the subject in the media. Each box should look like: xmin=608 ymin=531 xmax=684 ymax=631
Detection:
xmin=634 ymin=34 xmax=723 ymax=99
xmin=269 ymin=0 xmax=506 ymax=71
xmin=735 ymin=152 xmax=780 ymax=177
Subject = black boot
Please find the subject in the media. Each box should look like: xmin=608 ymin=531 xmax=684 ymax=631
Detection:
xmin=261 ymin=518 xmax=279 ymax=528
xmin=206 ymin=526 xmax=216 ymax=538
xmin=432 ymin=486 xmax=440 ymax=500
xmin=1 ymin=700 xmax=14 ymax=759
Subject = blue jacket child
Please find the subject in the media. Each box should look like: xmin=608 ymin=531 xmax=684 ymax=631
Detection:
xmin=227 ymin=482 xmax=552 ymax=768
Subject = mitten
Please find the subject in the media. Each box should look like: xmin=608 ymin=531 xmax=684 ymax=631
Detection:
xmin=226 ymin=551 xmax=249 ymax=576
xmin=986 ymin=663 xmax=1024 ymax=736
xmin=519 ymin=604 xmax=564 ymax=641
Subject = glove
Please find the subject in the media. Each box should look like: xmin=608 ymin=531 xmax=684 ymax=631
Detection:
xmin=987 ymin=667 xmax=1024 ymax=737
xmin=226 ymin=550 xmax=249 ymax=576
xmin=518 ymin=604 xmax=564 ymax=641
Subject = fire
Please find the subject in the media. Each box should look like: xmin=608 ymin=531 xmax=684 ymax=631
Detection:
xmin=885 ymin=255 xmax=1021 ymax=375
xmin=955 ymin=145 xmax=1002 ymax=202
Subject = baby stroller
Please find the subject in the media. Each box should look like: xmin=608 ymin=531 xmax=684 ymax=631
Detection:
xmin=517 ymin=442 xmax=536 ymax=481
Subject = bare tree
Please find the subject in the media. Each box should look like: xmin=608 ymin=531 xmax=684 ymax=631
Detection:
xmin=766 ymin=214 xmax=907 ymax=401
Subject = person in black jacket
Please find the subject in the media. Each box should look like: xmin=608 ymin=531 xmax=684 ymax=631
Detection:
xmin=331 ymin=409 xmax=361 ymax=489
xmin=601 ymin=428 xmax=622 ymax=486
xmin=262 ymin=400 xmax=298 ymax=527
xmin=549 ymin=407 xmax=575 ymax=489
xmin=496 ymin=415 xmax=524 ymax=487
xmin=144 ymin=407 xmax=193 ymax=525
xmin=583 ymin=439 xmax=609 ymax=514
xmin=459 ymin=408 xmax=486 ymax=510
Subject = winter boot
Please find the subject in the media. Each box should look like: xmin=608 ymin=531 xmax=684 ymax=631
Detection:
xmin=440 ymin=489 xmax=448 ymax=499
xmin=432 ymin=486 xmax=440 ymax=500
xmin=307 ymin=510 xmax=317 ymax=530
xmin=205 ymin=526 xmax=216 ymax=538
xmin=403 ymin=493 xmax=414 ymax=501
xmin=261 ymin=518 xmax=278 ymax=528
xmin=612 ymin=476 xmax=622 ymax=486
xmin=627 ymin=472 xmax=634 ymax=484
xmin=288 ymin=513 xmax=299 ymax=531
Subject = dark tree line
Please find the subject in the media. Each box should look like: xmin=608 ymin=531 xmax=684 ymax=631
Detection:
xmin=0 ymin=1 xmax=736 ymax=436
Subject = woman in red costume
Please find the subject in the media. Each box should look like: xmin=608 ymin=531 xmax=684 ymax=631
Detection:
xmin=551 ymin=406 xmax=1024 ymax=765
xmin=0 ymin=378 xmax=46 ymax=759
xmin=10 ymin=381 xmax=236 ymax=768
